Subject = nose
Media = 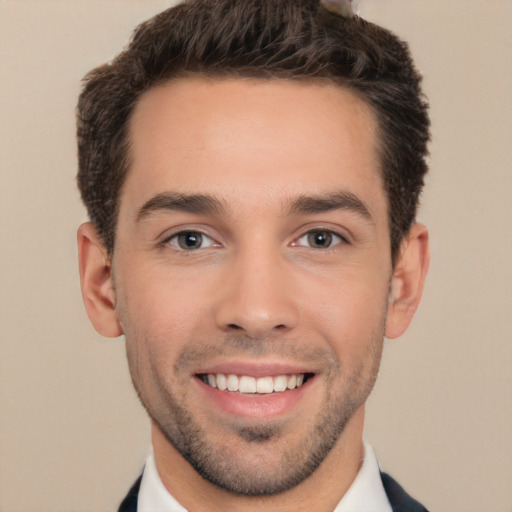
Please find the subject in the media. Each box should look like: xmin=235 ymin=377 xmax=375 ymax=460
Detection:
xmin=213 ymin=247 xmax=299 ymax=339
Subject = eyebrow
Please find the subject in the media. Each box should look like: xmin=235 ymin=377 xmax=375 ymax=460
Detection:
xmin=287 ymin=191 xmax=374 ymax=222
xmin=136 ymin=190 xmax=373 ymax=223
xmin=136 ymin=192 xmax=227 ymax=221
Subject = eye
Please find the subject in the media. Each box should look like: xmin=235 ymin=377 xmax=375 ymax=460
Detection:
xmin=167 ymin=231 xmax=216 ymax=251
xmin=295 ymin=229 xmax=347 ymax=249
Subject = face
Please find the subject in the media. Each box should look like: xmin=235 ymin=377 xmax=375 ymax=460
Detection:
xmin=112 ymin=78 xmax=393 ymax=495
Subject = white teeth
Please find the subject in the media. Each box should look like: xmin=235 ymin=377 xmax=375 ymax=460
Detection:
xmin=239 ymin=376 xmax=256 ymax=393
xmin=273 ymin=375 xmax=288 ymax=392
xmin=227 ymin=374 xmax=239 ymax=392
xmin=204 ymin=373 xmax=307 ymax=394
xmin=207 ymin=374 xmax=217 ymax=388
xmin=256 ymin=376 xmax=274 ymax=394
xmin=216 ymin=373 xmax=227 ymax=391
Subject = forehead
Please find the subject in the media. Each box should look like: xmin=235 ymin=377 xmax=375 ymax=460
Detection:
xmin=122 ymin=77 xmax=384 ymax=217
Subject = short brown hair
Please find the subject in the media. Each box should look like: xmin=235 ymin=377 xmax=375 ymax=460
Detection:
xmin=77 ymin=0 xmax=430 ymax=260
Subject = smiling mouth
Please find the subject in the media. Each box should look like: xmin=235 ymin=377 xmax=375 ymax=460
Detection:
xmin=198 ymin=373 xmax=314 ymax=394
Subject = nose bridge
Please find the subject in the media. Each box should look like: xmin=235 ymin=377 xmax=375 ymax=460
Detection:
xmin=214 ymin=242 xmax=299 ymax=338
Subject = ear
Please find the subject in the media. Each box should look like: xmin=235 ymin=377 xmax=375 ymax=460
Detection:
xmin=385 ymin=223 xmax=430 ymax=339
xmin=77 ymin=222 xmax=123 ymax=337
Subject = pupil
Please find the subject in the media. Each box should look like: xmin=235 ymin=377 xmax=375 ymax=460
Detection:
xmin=179 ymin=232 xmax=202 ymax=249
xmin=309 ymin=231 xmax=332 ymax=248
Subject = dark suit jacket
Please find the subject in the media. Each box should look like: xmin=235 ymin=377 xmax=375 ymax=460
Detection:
xmin=118 ymin=471 xmax=429 ymax=512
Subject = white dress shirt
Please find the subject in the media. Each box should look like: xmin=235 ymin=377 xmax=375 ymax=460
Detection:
xmin=138 ymin=443 xmax=392 ymax=512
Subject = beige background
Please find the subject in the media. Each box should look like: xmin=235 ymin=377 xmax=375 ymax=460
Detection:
xmin=1 ymin=1 xmax=511 ymax=511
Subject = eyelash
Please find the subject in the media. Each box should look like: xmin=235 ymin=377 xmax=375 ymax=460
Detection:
xmin=162 ymin=228 xmax=349 ymax=252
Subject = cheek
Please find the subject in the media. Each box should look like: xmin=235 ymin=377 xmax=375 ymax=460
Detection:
xmin=117 ymin=268 xmax=215 ymax=360
xmin=302 ymin=275 xmax=388 ymax=357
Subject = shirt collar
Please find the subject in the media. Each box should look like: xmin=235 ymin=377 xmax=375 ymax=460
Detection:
xmin=333 ymin=443 xmax=392 ymax=512
xmin=138 ymin=451 xmax=187 ymax=512
xmin=138 ymin=443 xmax=392 ymax=512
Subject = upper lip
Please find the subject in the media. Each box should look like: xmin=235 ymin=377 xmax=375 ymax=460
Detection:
xmin=195 ymin=359 xmax=317 ymax=378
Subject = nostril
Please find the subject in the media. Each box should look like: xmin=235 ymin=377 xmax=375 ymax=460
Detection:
xmin=227 ymin=323 xmax=243 ymax=330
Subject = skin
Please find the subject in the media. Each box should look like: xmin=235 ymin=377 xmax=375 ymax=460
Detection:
xmin=78 ymin=77 xmax=429 ymax=512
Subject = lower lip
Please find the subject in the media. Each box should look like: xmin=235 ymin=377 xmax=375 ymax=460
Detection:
xmin=195 ymin=376 xmax=315 ymax=419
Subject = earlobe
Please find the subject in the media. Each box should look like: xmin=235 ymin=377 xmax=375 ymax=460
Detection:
xmin=385 ymin=223 xmax=430 ymax=339
xmin=77 ymin=222 xmax=123 ymax=338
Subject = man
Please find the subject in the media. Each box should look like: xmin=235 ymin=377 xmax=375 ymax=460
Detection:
xmin=76 ymin=0 xmax=430 ymax=510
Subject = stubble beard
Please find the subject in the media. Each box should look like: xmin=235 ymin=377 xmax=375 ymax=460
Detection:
xmin=125 ymin=331 xmax=384 ymax=497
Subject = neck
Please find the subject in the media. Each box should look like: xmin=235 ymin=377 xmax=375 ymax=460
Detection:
xmin=151 ymin=406 xmax=366 ymax=512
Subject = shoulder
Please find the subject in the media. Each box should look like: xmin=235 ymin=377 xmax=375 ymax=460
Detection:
xmin=380 ymin=472 xmax=430 ymax=512
xmin=118 ymin=475 xmax=142 ymax=512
